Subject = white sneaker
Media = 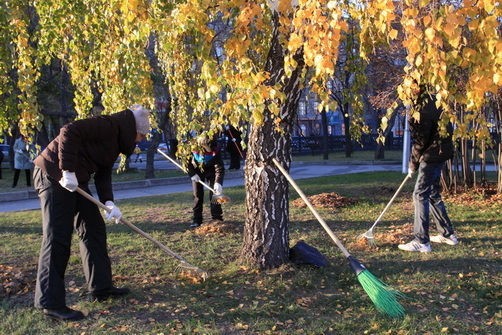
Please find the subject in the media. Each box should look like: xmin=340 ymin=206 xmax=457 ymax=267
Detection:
xmin=430 ymin=234 xmax=458 ymax=245
xmin=398 ymin=241 xmax=431 ymax=252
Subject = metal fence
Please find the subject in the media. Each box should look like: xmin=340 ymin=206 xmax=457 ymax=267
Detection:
xmin=290 ymin=134 xmax=404 ymax=155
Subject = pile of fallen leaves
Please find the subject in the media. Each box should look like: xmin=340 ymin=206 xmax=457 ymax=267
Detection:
xmin=291 ymin=192 xmax=356 ymax=209
xmin=376 ymin=224 xmax=414 ymax=245
xmin=0 ymin=264 xmax=33 ymax=297
xmin=445 ymin=185 xmax=501 ymax=208
xmin=194 ymin=220 xmax=239 ymax=236
xmin=351 ymin=223 xmax=413 ymax=251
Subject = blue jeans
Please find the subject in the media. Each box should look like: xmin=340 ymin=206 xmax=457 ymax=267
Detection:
xmin=413 ymin=162 xmax=454 ymax=244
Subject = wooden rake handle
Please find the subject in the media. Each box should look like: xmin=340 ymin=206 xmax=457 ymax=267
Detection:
xmin=156 ymin=149 xmax=219 ymax=194
xmin=75 ymin=187 xmax=190 ymax=264
xmin=272 ymin=158 xmax=351 ymax=258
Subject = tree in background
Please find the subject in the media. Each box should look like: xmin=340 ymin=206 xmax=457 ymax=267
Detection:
xmin=360 ymin=0 xmax=501 ymax=192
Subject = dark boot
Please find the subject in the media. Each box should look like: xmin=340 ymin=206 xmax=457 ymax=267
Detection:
xmin=42 ymin=307 xmax=85 ymax=321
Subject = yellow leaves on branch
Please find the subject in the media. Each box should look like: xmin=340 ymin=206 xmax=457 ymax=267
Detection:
xmin=396 ymin=0 xmax=501 ymax=114
xmin=121 ymin=0 xmax=149 ymax=23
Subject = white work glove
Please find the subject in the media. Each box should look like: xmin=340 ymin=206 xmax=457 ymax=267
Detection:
xmin=15 ymin=149 xmax=23 ymax=154
xmin=59 ymin=171 xmax=78 ymax=192
xmin=213 ymin=182 xmax=223 ymax=195
xmin=104 ymin=201 xmax=122 ymax=224
xmin=191 ymin=174 xmax=201 ymax=182
xmin=232 ymin=138 xmax=236 ymax=142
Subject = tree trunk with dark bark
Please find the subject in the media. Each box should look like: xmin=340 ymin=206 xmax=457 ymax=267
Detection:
xmin=343 ymin=102 xmax=352 ymax=158
xmin=321 ymin=110 xmax=329 ymax=160
xmin=240 ymin=12 xmax=304 ymax=269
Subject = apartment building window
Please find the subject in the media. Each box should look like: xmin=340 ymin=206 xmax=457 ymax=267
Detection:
xmin=298 ymin=101 xmax=306 ymax=116
xmin=311 ymin=101 xmax=319 ymax=113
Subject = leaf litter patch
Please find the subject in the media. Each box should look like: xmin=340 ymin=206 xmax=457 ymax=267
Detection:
xmin=291 ymin=192 xmax=356 ymax=209
xmin=0 ymin=264 xmax=34 ymax=297
xmin=193 ymin=220 xmax=239 ymax=236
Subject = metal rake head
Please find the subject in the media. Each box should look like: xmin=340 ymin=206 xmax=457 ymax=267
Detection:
xmin=356 ymin=229 xmax=378 ymax=248
xmin=176 ymin=261 xmax=209 ymax=281
xmin=211 ymin=194 xmax=230 ymax=204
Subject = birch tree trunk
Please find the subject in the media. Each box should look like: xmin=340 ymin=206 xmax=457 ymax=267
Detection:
xmin=240 ymin=12 xmax=304 ymax=269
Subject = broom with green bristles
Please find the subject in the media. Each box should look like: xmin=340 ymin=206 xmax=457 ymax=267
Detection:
xmin=272 ymin=158 xmax=406 ymax=318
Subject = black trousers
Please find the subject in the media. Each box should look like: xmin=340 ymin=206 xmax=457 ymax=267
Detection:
xmin=192 ymin=172 xmax=223 ymax=224
xmin=228 ymin=152 xmax=241 ymax=170
xmin=13 ymin=169 xmax=31 ymax=187
xmin=33 ymin=167 xmax=113 ymax=309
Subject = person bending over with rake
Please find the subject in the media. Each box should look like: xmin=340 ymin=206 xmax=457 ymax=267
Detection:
xmin=398 ymin=84 xmax=457 ymax=253
xmin=32 ymin=105 xmax=150 ymax=321
xmin=188 ymin=136 xmax=225 ymax=228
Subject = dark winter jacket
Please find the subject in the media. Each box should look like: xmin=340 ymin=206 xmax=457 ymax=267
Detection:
xmin=409 ymin=91 xmax=454 ymax=172
xmin=34 ymin=109 xmax=137 ymax=203
xmin=187 ymin=141 xmax=225 ymax=184
xmin=225 ymin=125 xmax=243 ymax=153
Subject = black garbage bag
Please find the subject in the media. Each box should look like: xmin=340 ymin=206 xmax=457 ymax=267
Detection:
xmin=289 ymin=241 xmax=328 ymax=267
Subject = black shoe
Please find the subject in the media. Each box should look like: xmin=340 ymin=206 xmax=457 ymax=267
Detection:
xmin=92 ymin=287 xmax=130 ymax=302
xmin=189 ymin=222 xmax=201 ymax=228
xmin=43 ymin=307 xmax=85 ymax=321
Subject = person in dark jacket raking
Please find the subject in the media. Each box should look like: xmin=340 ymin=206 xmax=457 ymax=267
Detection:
xmin=187 ymin=136 xmax=225 ymax=228
xmin=32 ymin=105 xmax=150 ymax=321
xmin=398 ymin=85 xmax=458 ymax=252
xmin=225 ymin=124 xmax=243 ymax=170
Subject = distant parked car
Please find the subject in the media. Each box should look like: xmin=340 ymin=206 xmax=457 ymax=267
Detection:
xmin=158 ymin=143 xmax=168 ymax=152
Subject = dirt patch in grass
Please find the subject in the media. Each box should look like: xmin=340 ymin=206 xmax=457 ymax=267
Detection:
xmin=291 ymin=192 xmax=356 ymax=209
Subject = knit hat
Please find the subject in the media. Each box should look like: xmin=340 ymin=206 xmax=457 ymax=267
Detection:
xmin=130 ymin=104 xmax=150 ymax=134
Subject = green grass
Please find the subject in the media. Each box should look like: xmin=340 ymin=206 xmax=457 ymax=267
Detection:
xmin=292 ymin=150 xmax=404 ymax=162
xmin=1 ymin=171 xmax=500 ymax=334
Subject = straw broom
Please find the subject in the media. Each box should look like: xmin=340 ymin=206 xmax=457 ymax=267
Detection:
xmin=272 ymin=158 xmax=406 ymax=318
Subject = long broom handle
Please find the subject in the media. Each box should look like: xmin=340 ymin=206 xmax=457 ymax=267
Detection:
xmin=75 ymin=187 xmax=190 ymax=264
xmin=156 ymin=149 xmax=219 ymax=194
xmin=272 ymin=158 xmax=351 ymax=258
xmin=368 ymin=173 xmax=412 ymax=230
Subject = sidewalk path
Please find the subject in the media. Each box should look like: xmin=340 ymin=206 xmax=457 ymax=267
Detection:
xmin=1 ymin=162 xmax=404 ymax=213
